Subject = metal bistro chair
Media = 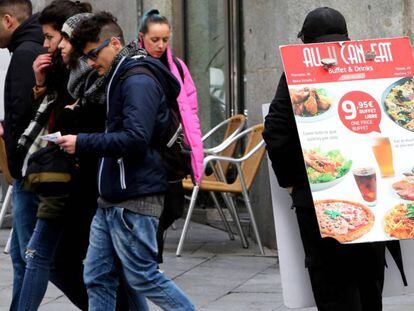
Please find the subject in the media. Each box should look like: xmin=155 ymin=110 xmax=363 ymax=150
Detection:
xmin=179 ymin=124 xmax=266 ymax=256
xmin=202 ymin=114 xmax=246 ymax=156
xmin=0 ymin=137 xmax=14 ymax=254
xmin=203 ymin=114 xmax=246 ymax=181
xmin=181 ymin=114 xmax=247 ymax=241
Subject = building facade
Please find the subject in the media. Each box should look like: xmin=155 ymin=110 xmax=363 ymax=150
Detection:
xmin=33 ymin=0 xmax=414 ymax=248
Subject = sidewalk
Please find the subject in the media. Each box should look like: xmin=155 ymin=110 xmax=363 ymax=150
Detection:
xmin=1 ymin=220 xmax=414 ymax=310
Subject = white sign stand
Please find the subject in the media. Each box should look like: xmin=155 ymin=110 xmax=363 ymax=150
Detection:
xmin=0 ymin=49 xmax=11 ymax=120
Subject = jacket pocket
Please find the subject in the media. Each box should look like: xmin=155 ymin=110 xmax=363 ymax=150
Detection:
xmin=117 ymin=158 xmax=126 ymax=190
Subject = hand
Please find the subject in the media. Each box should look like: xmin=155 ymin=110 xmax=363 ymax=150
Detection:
xmin=65 ymin=99 xmax=80 ymax=110
xmin=56 ymin=135 xmax=77 ymax=154
xmin=0 ymin=123 xmax=4 ymax=137
xmin=32 ymin=54 xmax=52 ymax=86
xmin=287 ymin=186 xmax=293 ymax=194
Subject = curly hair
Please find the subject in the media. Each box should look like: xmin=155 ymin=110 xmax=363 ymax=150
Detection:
xmin=39 ymin=0 xmax=92 ymax=31
xmin=70 ymin=11 xmax=124 ymax=56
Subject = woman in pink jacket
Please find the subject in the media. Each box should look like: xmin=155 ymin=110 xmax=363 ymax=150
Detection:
xmin=138 ymin=9 xmax=204 ymax=263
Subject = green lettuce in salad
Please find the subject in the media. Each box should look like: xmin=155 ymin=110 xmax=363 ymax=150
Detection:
xmin=305 ymin=148 xmax=352 ymax=184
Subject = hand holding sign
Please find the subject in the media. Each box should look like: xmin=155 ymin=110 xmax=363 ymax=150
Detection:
xmin=338 ymin=91 xmax=382 ymax=134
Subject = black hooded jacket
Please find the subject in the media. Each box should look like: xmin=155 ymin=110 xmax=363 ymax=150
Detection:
xmin=263 ymin=33 xmax=350 ymax=208
xmin=3 ymin=13 xmax=44 ymax=179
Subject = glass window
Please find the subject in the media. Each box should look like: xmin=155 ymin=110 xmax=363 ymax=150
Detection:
xmin=185 ymin=0 xmax=229 ymax=147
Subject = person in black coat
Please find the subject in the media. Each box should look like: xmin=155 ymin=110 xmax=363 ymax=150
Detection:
xmin=0 ymin=2 xmax=44 ymax=310
xmin=263 ymin=7 xmax=386 ymax=311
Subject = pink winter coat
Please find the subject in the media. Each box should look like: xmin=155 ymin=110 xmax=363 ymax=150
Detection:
xmin=138 ymin=38 xmax=204 ymax=184
xmin=164 ymin=47 xmax=204 ymax=184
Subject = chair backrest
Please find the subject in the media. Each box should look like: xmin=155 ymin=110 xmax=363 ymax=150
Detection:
xmin=0 ymin=137 xmax=13 ymax=185
xmin=235 ymin=124 xmax=266 ymax=191
xmin=204 ymin=114 xmax=246 ymax=181
xmin=222 ymin=114 xmax=246 ymax=145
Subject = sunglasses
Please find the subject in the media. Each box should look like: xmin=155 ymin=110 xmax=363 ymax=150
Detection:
xmin=84 ymin=37 xmax=120 ymax=60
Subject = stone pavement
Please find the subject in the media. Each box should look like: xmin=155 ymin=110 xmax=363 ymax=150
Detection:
xmin=1 ymin=220 xmax=414 ymax=310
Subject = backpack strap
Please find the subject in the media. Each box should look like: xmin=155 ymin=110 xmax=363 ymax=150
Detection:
xmin=173 ymin=57 xmax=185 ymax=82
xmin=119 ymin=66 xmax=160 ymax=87
xmin=120 ymin=65 xmax=178 ymax=110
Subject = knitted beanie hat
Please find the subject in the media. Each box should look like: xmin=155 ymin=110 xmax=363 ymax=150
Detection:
xmin=61 ymin=12 xmax=92 ymax=39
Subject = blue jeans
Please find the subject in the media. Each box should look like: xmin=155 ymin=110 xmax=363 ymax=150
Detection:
xmin=18 ymin=218 xmax=63 ymax=311
xmin=9 ymin=179 xmax=39 ymax=311
xmin=9 ymin=182 xmax=89 ymax=311
xmin=84 ymin=207 xmax=195 ymax=311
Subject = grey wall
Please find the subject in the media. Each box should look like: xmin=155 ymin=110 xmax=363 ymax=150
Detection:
xmin=31 ymin=0 xmax=414 ymax=250
xmin=243 ymin=0 xmax=414 ymax=249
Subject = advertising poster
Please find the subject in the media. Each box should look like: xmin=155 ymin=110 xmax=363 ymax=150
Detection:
xmin=280 ymin=37 xmax=414 ymax=244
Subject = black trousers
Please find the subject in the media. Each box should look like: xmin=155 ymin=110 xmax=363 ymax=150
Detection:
xmin=51 ymin=188 xmax=130 ymax=310
xmin=156 ymin=181 xmax=185 ymax=263
xmin=295 ymin=206 xmax=385 ymax=311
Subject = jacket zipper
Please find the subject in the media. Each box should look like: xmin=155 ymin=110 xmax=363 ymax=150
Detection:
xmin=98 ymin=57 xmax=127 ymax=195
xmin=117 ymin=158 xmax=127 ymax=190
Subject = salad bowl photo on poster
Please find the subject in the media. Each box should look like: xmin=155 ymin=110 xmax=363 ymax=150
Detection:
xmin=382 ymin=77 xmax=414 ymax=132
xmin=304 ymin=148 xmax=352 ymax=191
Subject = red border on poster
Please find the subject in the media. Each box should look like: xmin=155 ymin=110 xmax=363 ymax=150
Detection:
xmin=280 ymin=37 xmax=414 ymax=85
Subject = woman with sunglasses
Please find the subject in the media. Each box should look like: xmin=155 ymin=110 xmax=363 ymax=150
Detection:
xmin=138 ymin=9 xmax=204 ymax=264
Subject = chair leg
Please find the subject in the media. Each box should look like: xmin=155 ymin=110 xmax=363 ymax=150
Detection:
xmin=4 ymin=228 xmax=12 ymax=254
xmin=176 ymin=185 xmax=200 ymax=257
xmin=221 ymin=192 xmax=249 ymax=248
xmin=0 ymin=185 xmax=12 ymax=229
xmin=241 ymin=188 xmax=265 ymax=255
xmin=1 ymin=186 xmax=13 ymax=254
xmin=209 ymin=192 xmax=234 ymax=240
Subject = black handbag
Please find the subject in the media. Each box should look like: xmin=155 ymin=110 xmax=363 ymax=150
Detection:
xmin=24 ymin=145 xmax=75 ymax=196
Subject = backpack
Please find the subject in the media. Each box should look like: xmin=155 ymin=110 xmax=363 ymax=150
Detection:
xmin=120 ymin=65 xmax=192 ymax=182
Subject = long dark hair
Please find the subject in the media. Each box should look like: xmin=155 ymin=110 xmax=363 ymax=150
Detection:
xmin=39 ymin=0 xmax=92 ymax=105
xmin=39 ymin=0 xmax=92 ymax=31
xmin=39 ymin=0 xmax=92 ymax=97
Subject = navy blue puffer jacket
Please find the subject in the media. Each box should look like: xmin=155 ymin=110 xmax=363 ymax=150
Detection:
xmin=76 ymin=56 xmax=180 ymax=202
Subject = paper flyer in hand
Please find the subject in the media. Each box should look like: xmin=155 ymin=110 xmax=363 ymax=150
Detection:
xmin=40 ymin=131 xmax=61 ymax=143
xmin=280 ymin=37 xmax=414 ymax=243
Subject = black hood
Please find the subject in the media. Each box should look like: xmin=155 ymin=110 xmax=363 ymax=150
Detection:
xmin=311 ymin=33 xmax=350 ymax=43
xmin=298 ymin=7 xmax=349 ymax=43
xmin=8 ymin=13 xmax=43 ymax=52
